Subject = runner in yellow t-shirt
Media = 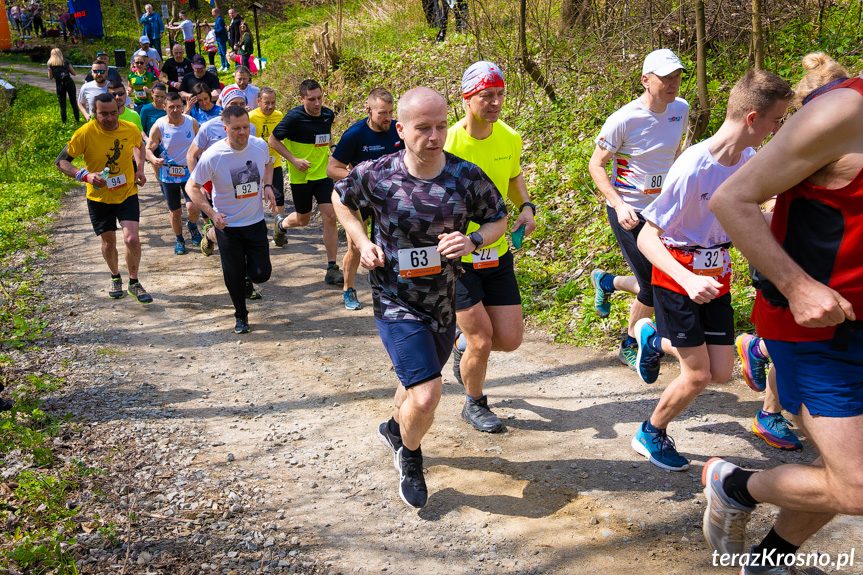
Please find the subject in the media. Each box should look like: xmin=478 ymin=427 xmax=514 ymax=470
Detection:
xmin=248 ymin=87 xmax=285 ymax=216
xmin=53 ymin=93 xmax=152 ymax=304
xmin=443 ymin=61 xmax=537 ymax=433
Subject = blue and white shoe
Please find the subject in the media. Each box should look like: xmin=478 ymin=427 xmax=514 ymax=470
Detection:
xmin=589 ymin=268 xmax=612 ymax=318
xmin=174 ymin=239 xmax=186 ymax=255
xmin=634 ymin=318 xmax=661 ymax=383
xmin=632 ymin=421 xmax=689 ymax=471
xmin=343 ymin=287 xmax=362 ymax=310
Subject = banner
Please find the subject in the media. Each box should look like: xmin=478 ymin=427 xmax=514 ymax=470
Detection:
xmin=67 ymin=0 xmax=104 ymax=38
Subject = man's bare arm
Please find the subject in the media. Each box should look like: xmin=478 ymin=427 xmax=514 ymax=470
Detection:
xmin=326 ymin=157 xmax=351 ymax=181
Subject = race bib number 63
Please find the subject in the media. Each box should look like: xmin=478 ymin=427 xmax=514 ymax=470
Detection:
xmin=398 ymin=246 xmax=441 ymax=278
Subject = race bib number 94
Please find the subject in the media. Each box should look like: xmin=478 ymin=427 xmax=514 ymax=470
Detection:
xmin=398 ymin=246 xmax=441 ymax=278
xmin=692 ymin=248 xmax=725 ymax=276
xmin=644 ymin=173 xmax=665 ymax=195
xmin=106 ymin=174 xmax=127 ymax=190
xmin=235 ymin=181 xmax=258 ymax=199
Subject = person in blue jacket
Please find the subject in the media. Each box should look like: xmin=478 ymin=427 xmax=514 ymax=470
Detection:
xmin=212 ymin=8 xmax=230 ymax=71
xmin=140 ymin=4 xmax=165 ymax=57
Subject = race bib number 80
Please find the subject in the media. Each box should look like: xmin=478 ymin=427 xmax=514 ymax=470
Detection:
xmin=644 ymin=173 xmax=665 ymax=195
xmin=398 ymin=247 xmax=441 ymax=278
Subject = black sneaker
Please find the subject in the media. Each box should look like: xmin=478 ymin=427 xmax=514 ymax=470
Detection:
xmin=108 ymin=276 xmax=124 ymax=299
xmin=376 ymin=421 xmax=403 ymax=470
xmin=461 ymin=395 xmax=503 ymax=433
xmin=127 ymin=281 xmax=153 ymax=304
xmin=451 ymin=331 xmax=464 ymax=386
xmin=245 ymin=278 xmax=262 ymax=300
xmin=234 ymin=317 xmax=250 ymax=334
xmin=396 ymin=446 xmax=428 ymax=509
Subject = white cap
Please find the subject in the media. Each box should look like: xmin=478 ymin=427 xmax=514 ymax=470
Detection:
xmin=139 ymin=35 xmax=150 ymax=44
xmin=642 ymin=49 xmax=684 ymax=77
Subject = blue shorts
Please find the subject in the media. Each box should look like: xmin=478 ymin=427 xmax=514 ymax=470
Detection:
xmin=765 ymin=331 xmax=863 ymax=417
xmin=375 ymin=319 xmax=456 ymax=387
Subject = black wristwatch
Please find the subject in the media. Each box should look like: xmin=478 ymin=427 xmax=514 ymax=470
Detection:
xmin=468 ymin=231 xmax=483 ymax=250
xmin=520 ymin=201 xmax=536 ymax=216
xmin=264 ymin=184 xmax=274 ymax=189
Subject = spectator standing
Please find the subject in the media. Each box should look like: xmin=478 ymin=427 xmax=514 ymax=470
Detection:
xmin=203 ymin=24 xmax=217 ymax=67
xmin=237 ymin=22 xmax=253 ymax=70
xmin=228 ymin=9 xmax=241 ymax=56
xmin=140 ymin=4 xmax=165 ymax=57
xmin=47 ymin=47 xmax=79 ymax=124
xmin=212 ymin=8 xmax=229 ymax=71
xmin=10 ymin=5 xmax=21 ymax=34
xmin=30 ymin=1 xmax=44 ymax=37
xmin=170 ymin=10 xmax=196 ymax=58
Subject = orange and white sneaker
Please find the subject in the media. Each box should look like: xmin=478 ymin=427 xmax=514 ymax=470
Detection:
xmin=702 ymin=458 xmax=755 ymax=558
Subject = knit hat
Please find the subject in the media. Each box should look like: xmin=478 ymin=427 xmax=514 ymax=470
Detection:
xmin=461 ymin=61 xmax=505 ymax=99
xmin=221 ymin=85 xmax=246 ymax=106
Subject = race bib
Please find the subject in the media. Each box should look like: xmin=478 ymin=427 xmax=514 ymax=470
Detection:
xmin=106 ymin=174 xmax=127 ymax=190
xmin=398 ymin=246 xmax=441 ymax=278
xmin=691 ymin=247 xmax=725 ymax=276
xmin=472 ymin=247 xmax=499 ymax=269
xmin=314 ymin=133 xmax=331 ymax=147
xmin=168 ymin=164 xmax=186 ymax=178
xmin=235 ymin=181 xmax=258 ymax=199
xmin=135 ymin=90 xmax=147 ymax=100
xmin=643 ymin=172 xmax=665 ymax=195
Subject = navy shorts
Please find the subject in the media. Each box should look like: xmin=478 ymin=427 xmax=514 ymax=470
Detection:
xmin=290 ymin=177 xmax=334 ymax=214
xmin=765 ymin=330 xmax=863 ymax=417
xmin=160 ymin=181 xmax=191 ymax=212
xmin=272 ymin=166 xmax=285 ymax=207
xmin=654 ymin=286 xmax=734 ymax=348
xmin=607 ymin=204 xmax=653 ymax=308
xmin=87 ymin=195 xmax=140 ymax=236
xmin=455 ymin=250 xmax=522 ymax=310
xmin=375 ymin=319 xmax=456 ymax=387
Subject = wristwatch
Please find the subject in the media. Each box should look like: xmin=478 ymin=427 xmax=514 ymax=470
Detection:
xmin=520 ymin=201 xmax=536 ymax=216
xmin=468 ymin=231 xmax=483 ymax=250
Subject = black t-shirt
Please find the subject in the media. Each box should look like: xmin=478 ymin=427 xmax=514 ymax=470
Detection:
xmin=272 ymin=105 xmax=336 ymax=144
xmin=160 ymin=58 xmax=192 ymax=92
xmin=179 ymin=71 xmax=221 ymax=95
xmin=50 ymin=59 xmax=72 ymax=84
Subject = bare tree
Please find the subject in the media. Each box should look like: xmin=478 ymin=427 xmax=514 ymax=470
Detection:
xmin=521 ymin=0 xmax=556 ymax=102
xmin=561 ymin=0 xmax=592 ymax=29
xmin=752 ymin=0 xmax=764 ymax=69
xmin=685 ymin=0 xmax=710 ymax=147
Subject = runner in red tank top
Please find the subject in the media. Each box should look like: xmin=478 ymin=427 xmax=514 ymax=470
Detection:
xmin=706 ymin=63 xmax=863 ymax=571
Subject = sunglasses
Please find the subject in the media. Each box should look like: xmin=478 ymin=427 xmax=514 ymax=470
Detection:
xmin=134 ymin=61 xmax=146 ymax=65
xmin=92 ymin=69 xmax=106 ymax=74
xmin=111 ymin=91 xmax=126 ymax=97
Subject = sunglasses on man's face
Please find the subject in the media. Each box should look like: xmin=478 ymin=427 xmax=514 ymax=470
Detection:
xmin=92 ymin=69 xmax=106 ymax=74
xmin=111 ymin=91 xmax=126 ymax=97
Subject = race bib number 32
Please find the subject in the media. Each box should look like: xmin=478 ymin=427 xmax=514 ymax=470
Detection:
xmin=235 ymin=181 xmax=258 ymax=199
xmin=106 ymin=174 xmax=127 ymax=190
xmin=644 ymin=173 xmax=665 ymax=195
xmin=692 ymin=248 xmax=725 ymax=276
xmin=398 ymin=247 xmax=441 ymax=278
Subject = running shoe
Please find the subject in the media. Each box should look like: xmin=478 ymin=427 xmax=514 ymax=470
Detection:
xmin=108 ymin=276 xmax=124 ymax=299
xmin=631 ymin=421 xmax=689 ymax=471
xmin=234 ymin=317 xmax=250 ymax=334
xmin=376 ymin=421 xmax=402 ymax=470
xmin=589 ymin=268 xmax=613 ymax=318
xmin=174 ymin=239 xmax=186 ymax=255
xmin=343 ymin=287 xmax=362 ymax=310
xmin=462 ymin=396 xmax=504 ymax=433
xmin=200 ymin=223 xmax=215 ymax=256
xmin=324 ymin=265 xmax=344 ymax=285
xmin=273 ymin=214 xmax=287 ymax=246
xmin=245 ymin=278 xmax=262 ymax=300
xmin=753 ymin=411 xmax=802 ymax=451
xmin=702 ymin=458 xmax=755 ymax=557
xmin=618 ymin=338 xmax=637 ymax=371
xmin=127 ymin=282 xmax=153 ymax=305
xmin=188 ymin=221 xmax=203 ymax=246
xmin=451 ymin=330 xmax=464 ymax=386
xmin=736 ymin=334 xmax=768 ymax=392
xmin=634 ymin=318 xmax=661 ymax=383
xmin=396 ymin=446 xmax=428 ymax=508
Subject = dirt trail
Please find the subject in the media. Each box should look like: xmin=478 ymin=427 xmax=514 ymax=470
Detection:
xmin=44 ymin=168 xmax=862 ymax=575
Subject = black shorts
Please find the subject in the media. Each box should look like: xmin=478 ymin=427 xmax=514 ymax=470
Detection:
xmin=290 ymin=177 xmax=334 ymax=214
xmin=455 ymin=250 xmax=522 ymax=310
xmin=606 ymin=204 xmax=653 ymax=308
xmin=272 ymin=166 xmax=285 ymax=207
xmin=653 ymin=286 xmax=734 ymax=348
xmin=160 ymin=181 xmax=191 ymax=212
xmin=87 ymin=195 xmax=140 ymax=236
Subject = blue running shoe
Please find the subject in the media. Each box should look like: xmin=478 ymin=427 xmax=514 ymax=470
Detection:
xmin=618 ymin=337 xmax=637 ymax=371
xmin=589 ymin=268 xmax=612 ymax=318
xmin=632 ymin=421 xmax=689 ymax=471
xmin=634 ymin=318 xmax=661 ymax=383
xmin=188 ymin=221 xmax=203 ymax=246
xmin=753 ymin=411 xmax=802 ymax=451
xmin=174 ymin=239 xmax=186 ymax=255
xmin=343 ymin=287 xmax=362 ymax=310
xmin=735 ymin=334 xmax=768 ymax=392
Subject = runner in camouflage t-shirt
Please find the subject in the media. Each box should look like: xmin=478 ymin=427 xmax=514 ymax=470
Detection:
xmin=332 ymin=87 xmax=507 ymax=509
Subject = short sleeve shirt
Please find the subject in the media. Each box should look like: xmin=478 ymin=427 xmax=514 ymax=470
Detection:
xmin=179 ymin=19 xmax=194 ymax=41
xmin=160 ymin=58 xmax=192 ymax=92
xmin=335 ymin=150 xmax=507 ymax=331
xmin=222 ymin=83 xmax=259 ymax=110
xmin=444 ymin=119 xmax=520 ymax=262
xmin=77 ymin=80 xmax=106 ymax=110
xmin=193 ymin=116 xmax=256 ymax=151
xmin=248 ymin=108 xmax=284 ymax=168
xmin=271 ymin=105 xmax=335 ymax=184
xmin=139 ymin=104 xmax=167 ymax=136
xmin=119 ymin=107 xmax=143 ymax=133
xmin=179 ymin=71 xmax=221 ymax=95
xmin=332 ymin=118 xmax=403 ymax=167
xmin=67 ymin=119 xmax=142 ymax=204
xmin=596 ymin=97 xmax=689 ymax=211
xmin=190 ymin=138 xmax=273 ymax=227
xmin=128 ymin=70 xmax=158 ymax=105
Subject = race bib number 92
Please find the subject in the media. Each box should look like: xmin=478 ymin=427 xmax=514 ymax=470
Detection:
xmin=235 ymin=181 xmax=259 ymax=199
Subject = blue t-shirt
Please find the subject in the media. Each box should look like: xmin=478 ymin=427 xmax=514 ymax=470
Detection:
xmin=190 ymin=105 xmax=223 ymax=125
xmin=139 ymin=104 xmax=167 ymax=138
xmin=332 ymin=118 xmax=404 ymax=167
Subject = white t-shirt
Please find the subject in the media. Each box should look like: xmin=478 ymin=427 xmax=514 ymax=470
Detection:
xmin=190 ymin=137 xmax=272 ymax=227
xmin=135 ymin=47 xmax=162 ymax=68
xmin=221 ymin=83 xmax=259 ymax=110
xmin=77 ymin=80 xmax=106 ymax=109
xmin=596 ymin=97 xmax=689 ymax=211
xmin=179 ymin=19 xmax=194 ymax=41
xmin=641 ymin=140 xmax=756 ymax=248
xmin=193 ymin=116 xmax=257 ymax=151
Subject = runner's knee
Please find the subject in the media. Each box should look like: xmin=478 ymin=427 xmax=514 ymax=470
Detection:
xmin=296 ymin=212 xmax=311 ymax=226
xmin=710 ymin=363 xmax=733 ymax=384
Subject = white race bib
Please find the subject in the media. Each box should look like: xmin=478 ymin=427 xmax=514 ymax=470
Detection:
xmin=135 ymin=90 xmax=147 ymax=100
xmin=168 ymin=164 xmax=186 ymax=178
xmin=692 ymin=247 xmax=725 ymax=277
xmin=644 ymin=172 xmax=665 ymax=195
xmin=234 ymin=181 xmax=258 ymax=199
xmin=472 ymin=247 xmax=499 ymax=269
xmin=398 ymin=246 xmax=442 ymax=278
xmin=106 ymin=174 xmax=127 ymax=190
xmin=314 ymin=133 xmax=331 ymax=147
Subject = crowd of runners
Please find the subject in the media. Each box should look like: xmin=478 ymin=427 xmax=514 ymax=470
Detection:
xmin=49 ymin=44 xmax=861 ymax=575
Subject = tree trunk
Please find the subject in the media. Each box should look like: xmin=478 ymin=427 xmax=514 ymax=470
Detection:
xmin=560 ymin=0 xmax=591 ymax=29
xmin=521 ymin=0 xmax=556 ymax=102
xmin=132 ymin=0 xmax=142 ymax=22
xmin=752 ymin=0 xmax=764 ymax=69
xmin=685 ymin=0 xmax=710 ymax=147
